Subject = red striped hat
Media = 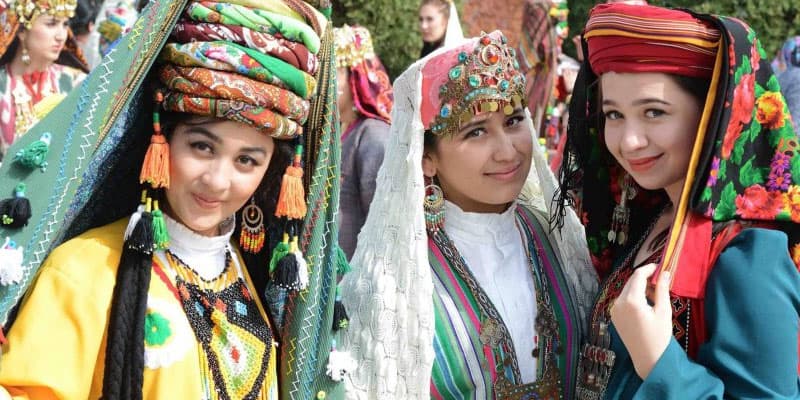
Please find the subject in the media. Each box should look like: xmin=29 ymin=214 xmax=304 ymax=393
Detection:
xmin=584 ymin=3 xmax=721 ymax=78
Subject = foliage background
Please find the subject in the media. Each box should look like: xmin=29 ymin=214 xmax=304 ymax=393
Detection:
xmin=333 ymin=0 xmax=799 ymax=80
xmin=331 ymin=0 xmax=463 ymax=80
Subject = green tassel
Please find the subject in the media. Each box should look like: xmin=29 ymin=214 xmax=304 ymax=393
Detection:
xmin=151 ymin=207 xmax=169 ymax=250
xmin=269 ymin=236 xmax=290 ymax=274
xmin=335 ymin=245 xmax=351 ymax=276
xmin=14 ymin=132 xmax=51 ymax=171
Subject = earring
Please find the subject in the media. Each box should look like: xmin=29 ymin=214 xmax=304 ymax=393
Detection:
xmin=239 ymin=197 xmax=265 ymax=253
xmin=423 ymin=177 xmax=445 ymax=233
xmin=608 ymin=174 xmax=636 ymax=245
xmin=20 ymin=41 xmax=30 ymax=65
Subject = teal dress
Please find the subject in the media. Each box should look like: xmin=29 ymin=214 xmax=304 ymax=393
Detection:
xmin=601 ymin=228 xmax=800 ymax=399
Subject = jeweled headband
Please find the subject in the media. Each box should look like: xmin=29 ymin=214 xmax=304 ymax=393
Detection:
xmin=333 ymin=24 xmax=375 ymax=69
xmin=9 ymin=0 xmax=77 ymax=28
xmin=420 ymin=30 xmax=527 ymax=137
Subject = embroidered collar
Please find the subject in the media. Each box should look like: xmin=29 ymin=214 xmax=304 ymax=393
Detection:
xmin=163 ymin=213 xmax=235 ymax=281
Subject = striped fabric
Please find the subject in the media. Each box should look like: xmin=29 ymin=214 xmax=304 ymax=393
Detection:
xmin=428 ymin=205 xmax=581 ymax=399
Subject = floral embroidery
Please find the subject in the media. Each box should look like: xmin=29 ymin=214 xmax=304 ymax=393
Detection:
xmin=755 ymin=91 xmax=786 ymax=130
xmin=143 ymin=297 xmax=193 ymax=369
xmin=734 ymin=185 xmax=784 ymax=219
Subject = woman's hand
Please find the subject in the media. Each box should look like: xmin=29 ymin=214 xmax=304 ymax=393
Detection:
xmin=609 ymin=263 xmax=673 ymax=380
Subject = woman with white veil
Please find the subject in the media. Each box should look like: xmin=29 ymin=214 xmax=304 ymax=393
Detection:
xmin=418 ymin=0 xmax=464 ymax=59
xmin=340 ymin=31 xmax=598 ymax=399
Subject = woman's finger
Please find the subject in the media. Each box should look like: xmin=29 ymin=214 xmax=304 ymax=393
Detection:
xmin=652 ymin=270 xmax=672 ymax=317
xmin=619 ymin=263 xmax=657 ymax=301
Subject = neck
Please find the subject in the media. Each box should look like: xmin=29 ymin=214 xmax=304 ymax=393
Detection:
xmin=8 ymin=52 xmax=52 ymax=76
xmin=664 ymin=178 xmax=685 ymax=209
xmin=340 ymin=105 xmax=359 ymax=132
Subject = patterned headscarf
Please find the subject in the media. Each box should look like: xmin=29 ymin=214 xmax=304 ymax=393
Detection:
xmin=0 ymin=0 xmax=347 ymax=398
xmin=556 ymin=3 xmax=800 ymax=297
xmin=333 ymin=24 xmax=392 ymax=124
xmin=0 ymin=0 xmax=89 ymax=72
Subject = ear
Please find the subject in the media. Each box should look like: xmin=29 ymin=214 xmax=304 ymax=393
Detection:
xmin=421 ymin=150 xmax=438 ymax=178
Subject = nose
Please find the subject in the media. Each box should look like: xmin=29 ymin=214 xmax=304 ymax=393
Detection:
xmin=618 ymin=120 xmax=648 ymax=154
xmin=55 ymin=25 xmax=67 ymax=42
xmin=492 ymin=127 xmax=517 ymax=162
xmin=200 ymin=160 xmax=231 ymax=193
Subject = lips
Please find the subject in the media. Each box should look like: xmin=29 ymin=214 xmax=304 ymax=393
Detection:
xmin=486 ymin=163 xmax=522 ymax=181
xmin=193 ymin=194 xmax=222 ymax=209
xmin=626 ymin=155 xmax=661 ymax=172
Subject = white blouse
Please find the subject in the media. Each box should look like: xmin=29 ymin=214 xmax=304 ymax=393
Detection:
xmin=443 ymin=200 xmax=539 ymax=383
xmin=163 ymin=214 xmax=235 ymax=280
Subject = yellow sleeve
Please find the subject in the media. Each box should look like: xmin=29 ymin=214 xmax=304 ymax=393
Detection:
xmin=0 ymin=221 xmax=125 ymax=400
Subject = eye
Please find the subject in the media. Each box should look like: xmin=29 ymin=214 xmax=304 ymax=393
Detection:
xmin=237 ymin=155 xmax=260 ymax=167
xmin=603 ymin=110 xmax=623 ymax=120
xmin=463 ymin=127 xmax=487 ymax=139
xmin=644 ymin=109 xmax=665 ymax=118
xmin=506 ymin=114 xmax=525 ymax=127
xmin=190 ymin=141 xmax=213 ymax=154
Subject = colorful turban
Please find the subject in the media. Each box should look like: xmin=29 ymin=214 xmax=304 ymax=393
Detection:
xmin=420 ymin=30 xmax=526 ymax=137
xmin=584 ymin=3 xmax=720 ymax=78
xmin=156 ymin=0 xmax=323 ymax=139
xmin=333 ymin=24 xmax=392 ymax=123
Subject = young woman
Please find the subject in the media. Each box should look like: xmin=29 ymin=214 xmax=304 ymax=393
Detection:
xmin=555 ymin=3 xmax=800 ymax=398
xmin=0 ymin=0 xmax=89 ymax=158
xmin=418 ymin=0 xmax=463 ymax=59
xmin=333 ymin=24 xmax=393 ymax=260
xmin=0 ymin=0 xmax=348 ymax=398
xmin=340 ymin=31 xmax=599 ymax=399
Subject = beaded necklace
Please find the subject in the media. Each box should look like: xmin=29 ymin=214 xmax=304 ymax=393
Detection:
xmin=155 ymin=248 xmax=275 ymax=400
xmin=430 ymin=210 xmax=563 ymax=399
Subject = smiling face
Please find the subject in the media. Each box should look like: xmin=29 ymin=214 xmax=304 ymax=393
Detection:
xmin=422 ymin=108 xmax=533 ymax=213
xmin=164 ymin=118 xmax=275 ymax=236
xmin=19 ymin=14 xmax=70 ymax=65
xmin=419 ymin=3 xmax=448 ymax=44
xmin=600 ymin=72 xmax=703 ymax=201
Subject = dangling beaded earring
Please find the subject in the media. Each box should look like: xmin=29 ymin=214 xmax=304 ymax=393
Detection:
xmin=608 ymin=173 xmax=637 ymax=245
xmin=424 ymin=177 xmax=445 ymax=233
xmin=239 ymin=197 xmax=265 ymax=253
xmin=20 ymin=41 xmax=30 ymax=66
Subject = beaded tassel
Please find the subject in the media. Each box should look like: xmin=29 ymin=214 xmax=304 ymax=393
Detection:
xmin=0 ymin=237 xmax=24 ymax=286
xmin=152 ymin=200 xmax=169 ymax=250
xmin=139 ymin=92 xmax=170 ymax=189
xmin=0 ymin=183 xmax=32 ymax=229
xmin=326 ymin=339 xmax=356 ymax=382
xmin=275 ymin=145 xmax=307 ymax=220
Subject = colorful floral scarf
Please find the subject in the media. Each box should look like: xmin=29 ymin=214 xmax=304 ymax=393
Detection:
xmin=172 ymin=21 xmax=318 ymax=74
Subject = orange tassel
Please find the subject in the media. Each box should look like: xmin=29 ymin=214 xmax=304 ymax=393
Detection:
xmin=139 ymin=134 xmax=170 ymax=189
xmin=140 ymin=94 xmax=170 ymax=189
xmin=275 ymin=146 xmax=307 ymax=219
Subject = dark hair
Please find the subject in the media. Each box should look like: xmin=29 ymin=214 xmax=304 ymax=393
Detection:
xmin=70 ymin=0 xmax=102 ymax=36
xmin=101 ymin=110 xmax=293 ymax=400
xmin=670 ymin=74 xmax=711 ymax=106
xmin=0 ymin=37 xmax=20 ymax=67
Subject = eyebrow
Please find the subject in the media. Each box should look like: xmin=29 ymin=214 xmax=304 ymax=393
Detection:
xmin=602 ymin=98 xmax=671 ymax=107
xmin=185 ymin=126 xmax=269 ymax=156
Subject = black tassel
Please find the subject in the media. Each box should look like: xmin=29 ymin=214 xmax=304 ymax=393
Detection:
xmin=0 ymin=183 xmax=32 ymax=228
xmin=273 ymin=252 xmax=300 ymax=291
xmin=126 ymin=211 xmax=154 ymax=254
xmin=332 ymin=300 xmax=349 ymax=331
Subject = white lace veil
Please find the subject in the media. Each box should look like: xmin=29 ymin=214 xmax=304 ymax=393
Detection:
xmin=443 ymin=0 xmax=464 ymax=46
xmin=339 ymin=36 xmax=598 ymax=400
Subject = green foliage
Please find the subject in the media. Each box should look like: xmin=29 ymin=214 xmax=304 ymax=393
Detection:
xmin=332 ymin=0 xmax=463 ymax=80
xmin=566 ymin=0 xmax=799 ymax=61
